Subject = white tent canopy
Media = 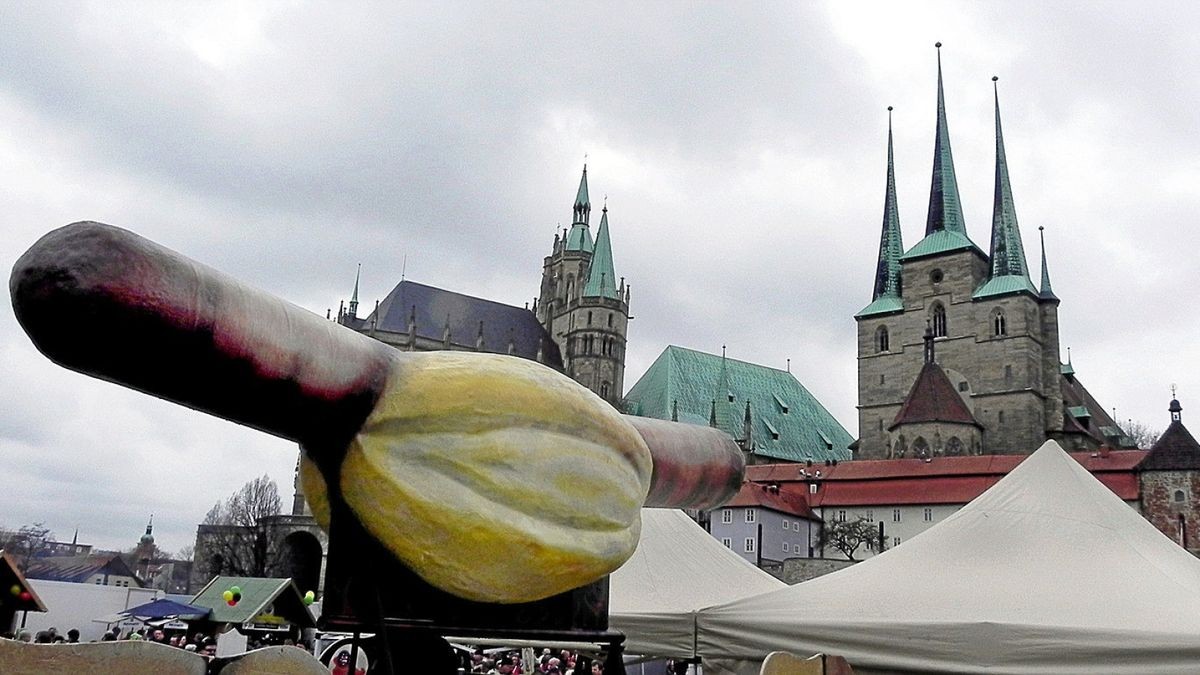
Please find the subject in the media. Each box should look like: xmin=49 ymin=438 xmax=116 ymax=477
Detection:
xmin=696 ymin=441 xmax=1200 ymax=674
xmin=610 ymin=508 xmax=784 ymax=659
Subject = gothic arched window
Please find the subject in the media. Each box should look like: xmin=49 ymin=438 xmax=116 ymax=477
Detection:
xmin=876 ymin=325 xmax=890 ymax=353
xmin=993 ymin=311 xmax=1007 ymax=336
xmin=931 ymin=303 xmax=947 ymax=337
xmin=946 ymin=437 xmax=965 ymax=456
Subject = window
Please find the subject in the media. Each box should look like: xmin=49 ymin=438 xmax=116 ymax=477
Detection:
xmin=893 ymin=508 xmax=901 ymax=522
xmin=722 ymin=538 xmax=732 ymax=549
xmin=993 ymin=311 xmax=1007 ymax=336
xmin=958 ymin=381 xmax=969 ymax=392
xmin=793 ymin=521 xmax=800 ymax=532
xmin=878 ymin=419 xmax=884 ymax=432
xmin=879 ymin=374 xmax=886 ymax=385
xmin=782 ymin=519 xmax=789 ymax=530
xmin=837 ymin=510 xmax=847 ymax=522
xmin=1175 ymin=490 xmax=1186 ymax=503
xmin=721 ymin=509 xmax=732 ymax=524
xmin=893 ymin=537 xmax=901 ymax=547
xmin=876 ymin=325 xmax=890 ymax=352
xmin=599 ymin=382 xmax=609 ymax=399
xmin=783 ymin=542 xmax=790 ymax=553
xmin=1179 ymin=514 xmax=1188 ymax=549
xmin=998 ymin=410 xmax=1005 ymax=425
xmin=608 ymin=313 xmax=613 ymax=328
xmin=931 ymin=303 xmax=947 ymax=337
xmin=587 ymin=311 xmax=593 ymax=326
xmin=930 ymin=269 xmax=944 ymax=284
xmin=745 ymin=509 xmax=756 ymax=523
xmin=924 ymin=508 xmax=933 ymax=522
xmin=1005 ymin=365 xmax=1013 ymax=384
xmin=865 ymin=510 xmax=874 ymax=522
xmin=744 ymin=538 xmax=756 ymax=553
xmin=808 ymin=483 xmax=818 ymax=495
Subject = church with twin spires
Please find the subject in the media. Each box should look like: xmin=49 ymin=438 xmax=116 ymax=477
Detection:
xmin=854 ymin=45 xmax=1133 ymax=460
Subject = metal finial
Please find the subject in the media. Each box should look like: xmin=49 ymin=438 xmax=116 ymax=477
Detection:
xmin=992 ymin=75 xmax=998 ymax=82
xmin=1172 ymin=383 xmax=1178 ymax=398
xmin=722 ymin=344 xmax=726 ymax=358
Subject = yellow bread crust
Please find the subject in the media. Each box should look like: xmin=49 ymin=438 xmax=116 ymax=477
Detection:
xmin=307 ymin=352 xmax=652 ymax=603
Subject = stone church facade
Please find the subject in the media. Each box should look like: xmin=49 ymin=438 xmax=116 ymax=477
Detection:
xmin=533 ymin=165 xmax=631 ymax=408
xmin=855 ymin=48 xmax=1130 ymax=459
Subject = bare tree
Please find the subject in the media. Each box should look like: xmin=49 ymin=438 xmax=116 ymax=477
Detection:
xmin=176 ymin=544 xmax=195 ymax=562
xmin=194 ymin=475 xmax=282 ymax=579
xmin=819 ymin=517 xmax=885 ymax=561
xmin=0 ymin=523 xmax=53 ymax=572
xmin=1124 ymin=420 xmax=1161 ymax=449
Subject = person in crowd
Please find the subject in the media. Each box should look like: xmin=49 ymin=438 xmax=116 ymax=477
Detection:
xmin=100 ymin=626 xmax=120 ymax=641
xmin=66 ymin=628 xmax=80 ymax=643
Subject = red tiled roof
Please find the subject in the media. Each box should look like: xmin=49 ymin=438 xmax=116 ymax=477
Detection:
xmin=746 ymin=450 xmax=1147 ymax=507
xmin=890 ymin=362 xmax=981 ymax=430
xmin=724 ymin=482 xmax=818 ymax=520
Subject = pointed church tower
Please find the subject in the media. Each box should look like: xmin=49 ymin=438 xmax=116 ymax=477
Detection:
xmin=537 ymin=169 xmax=630 ymax=408
xmin=904 ymin=43 xmax=982 ymax=261
xmin=1138 ymin=393 xmax=1200 ymax=553
xmin=974 ymin=77 xmax=1037 ymax=300
xmin=858 ymin=106 xmax=905 ymax=319
xmin=1037 ymin=225 xmax=1065 ymax=441
xmin=856 ymin=106 xmax=918 ymax=456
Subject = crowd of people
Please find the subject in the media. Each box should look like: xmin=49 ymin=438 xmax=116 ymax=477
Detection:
xmin=462 ymin=647 xmax=606 ymax=675
xmin=2 ymin=624 xmax=311 ymax=659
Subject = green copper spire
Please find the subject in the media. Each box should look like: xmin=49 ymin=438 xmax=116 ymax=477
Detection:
xmin=713 ymin=346 xmax=735 ymax=434
xmin=583 ymin=205 xmax=618 ymax=298
xmin=974 ymin=77 xmax=1036 ymax=299
xmin=565 ymin=164 xmax=594 ymax=252
xmin=925 ymin=43 xmax=966 ymax=237
xmin=902 ymin=43 xmax=980 ymax=262
xmin=348 ymin=262 xmax=361 ymax=318
xmin=857 ymin=107 xmax=905 ymax=318
xmin=1038 ymin=226 xmax=1058 ymax=301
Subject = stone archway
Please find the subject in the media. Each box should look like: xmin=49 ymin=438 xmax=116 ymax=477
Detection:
xmin=275 ymin=531 xmax=323 ymax=595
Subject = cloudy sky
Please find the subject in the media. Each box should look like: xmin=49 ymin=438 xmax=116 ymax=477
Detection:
xmin=1 ymin=1 xmax=1197 ymax=556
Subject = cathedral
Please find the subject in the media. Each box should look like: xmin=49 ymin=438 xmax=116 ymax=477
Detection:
xmin=334 ymin=164 xmax=629 ymax=409
xmin=854 ymin=46 xmax=1133 ymax=460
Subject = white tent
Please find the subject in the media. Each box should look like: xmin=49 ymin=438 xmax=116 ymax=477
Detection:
xmin=696 ymin=441 xmax=1200 ymax=674
xmin=610 ymin=508 xmax=785 ymax=659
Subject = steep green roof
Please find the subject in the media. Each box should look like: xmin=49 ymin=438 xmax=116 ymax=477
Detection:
xmin=924 ymin=44 xmax=969 ymax=240
xmin=972 ymin=274 xmax=1038 ymax=299
xmin=583 ymin=207 xmax=618 ymax=298
xmin=975 ymin=77 xmax=1035 ymax=301
xmin=870 ymin=107 xmax=904 ymax=304
xmin=565 ymin=165 xmax=593 ymax=252
xmin=624 ymin=346 xmax=853 ymax=463
xmin=856 ymin=296 xmax=904 ymax=318
xmin=1038 ymin=226 xmax=1058 ymax=301
xmin=190 ymin=576 xmax=314 ymax=628
xmin=901 ymin=229 xmax=982 ymax=260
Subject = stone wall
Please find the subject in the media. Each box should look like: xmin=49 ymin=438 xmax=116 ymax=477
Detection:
xmin=770 ymin=557 xmax=857 ymax=584
xmin=1140 ymin=471 xmax=1200 ymax=554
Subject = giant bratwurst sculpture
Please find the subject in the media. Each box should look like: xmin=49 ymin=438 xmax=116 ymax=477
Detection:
xmin=11 ymin=222 xmax=744 ymax=606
